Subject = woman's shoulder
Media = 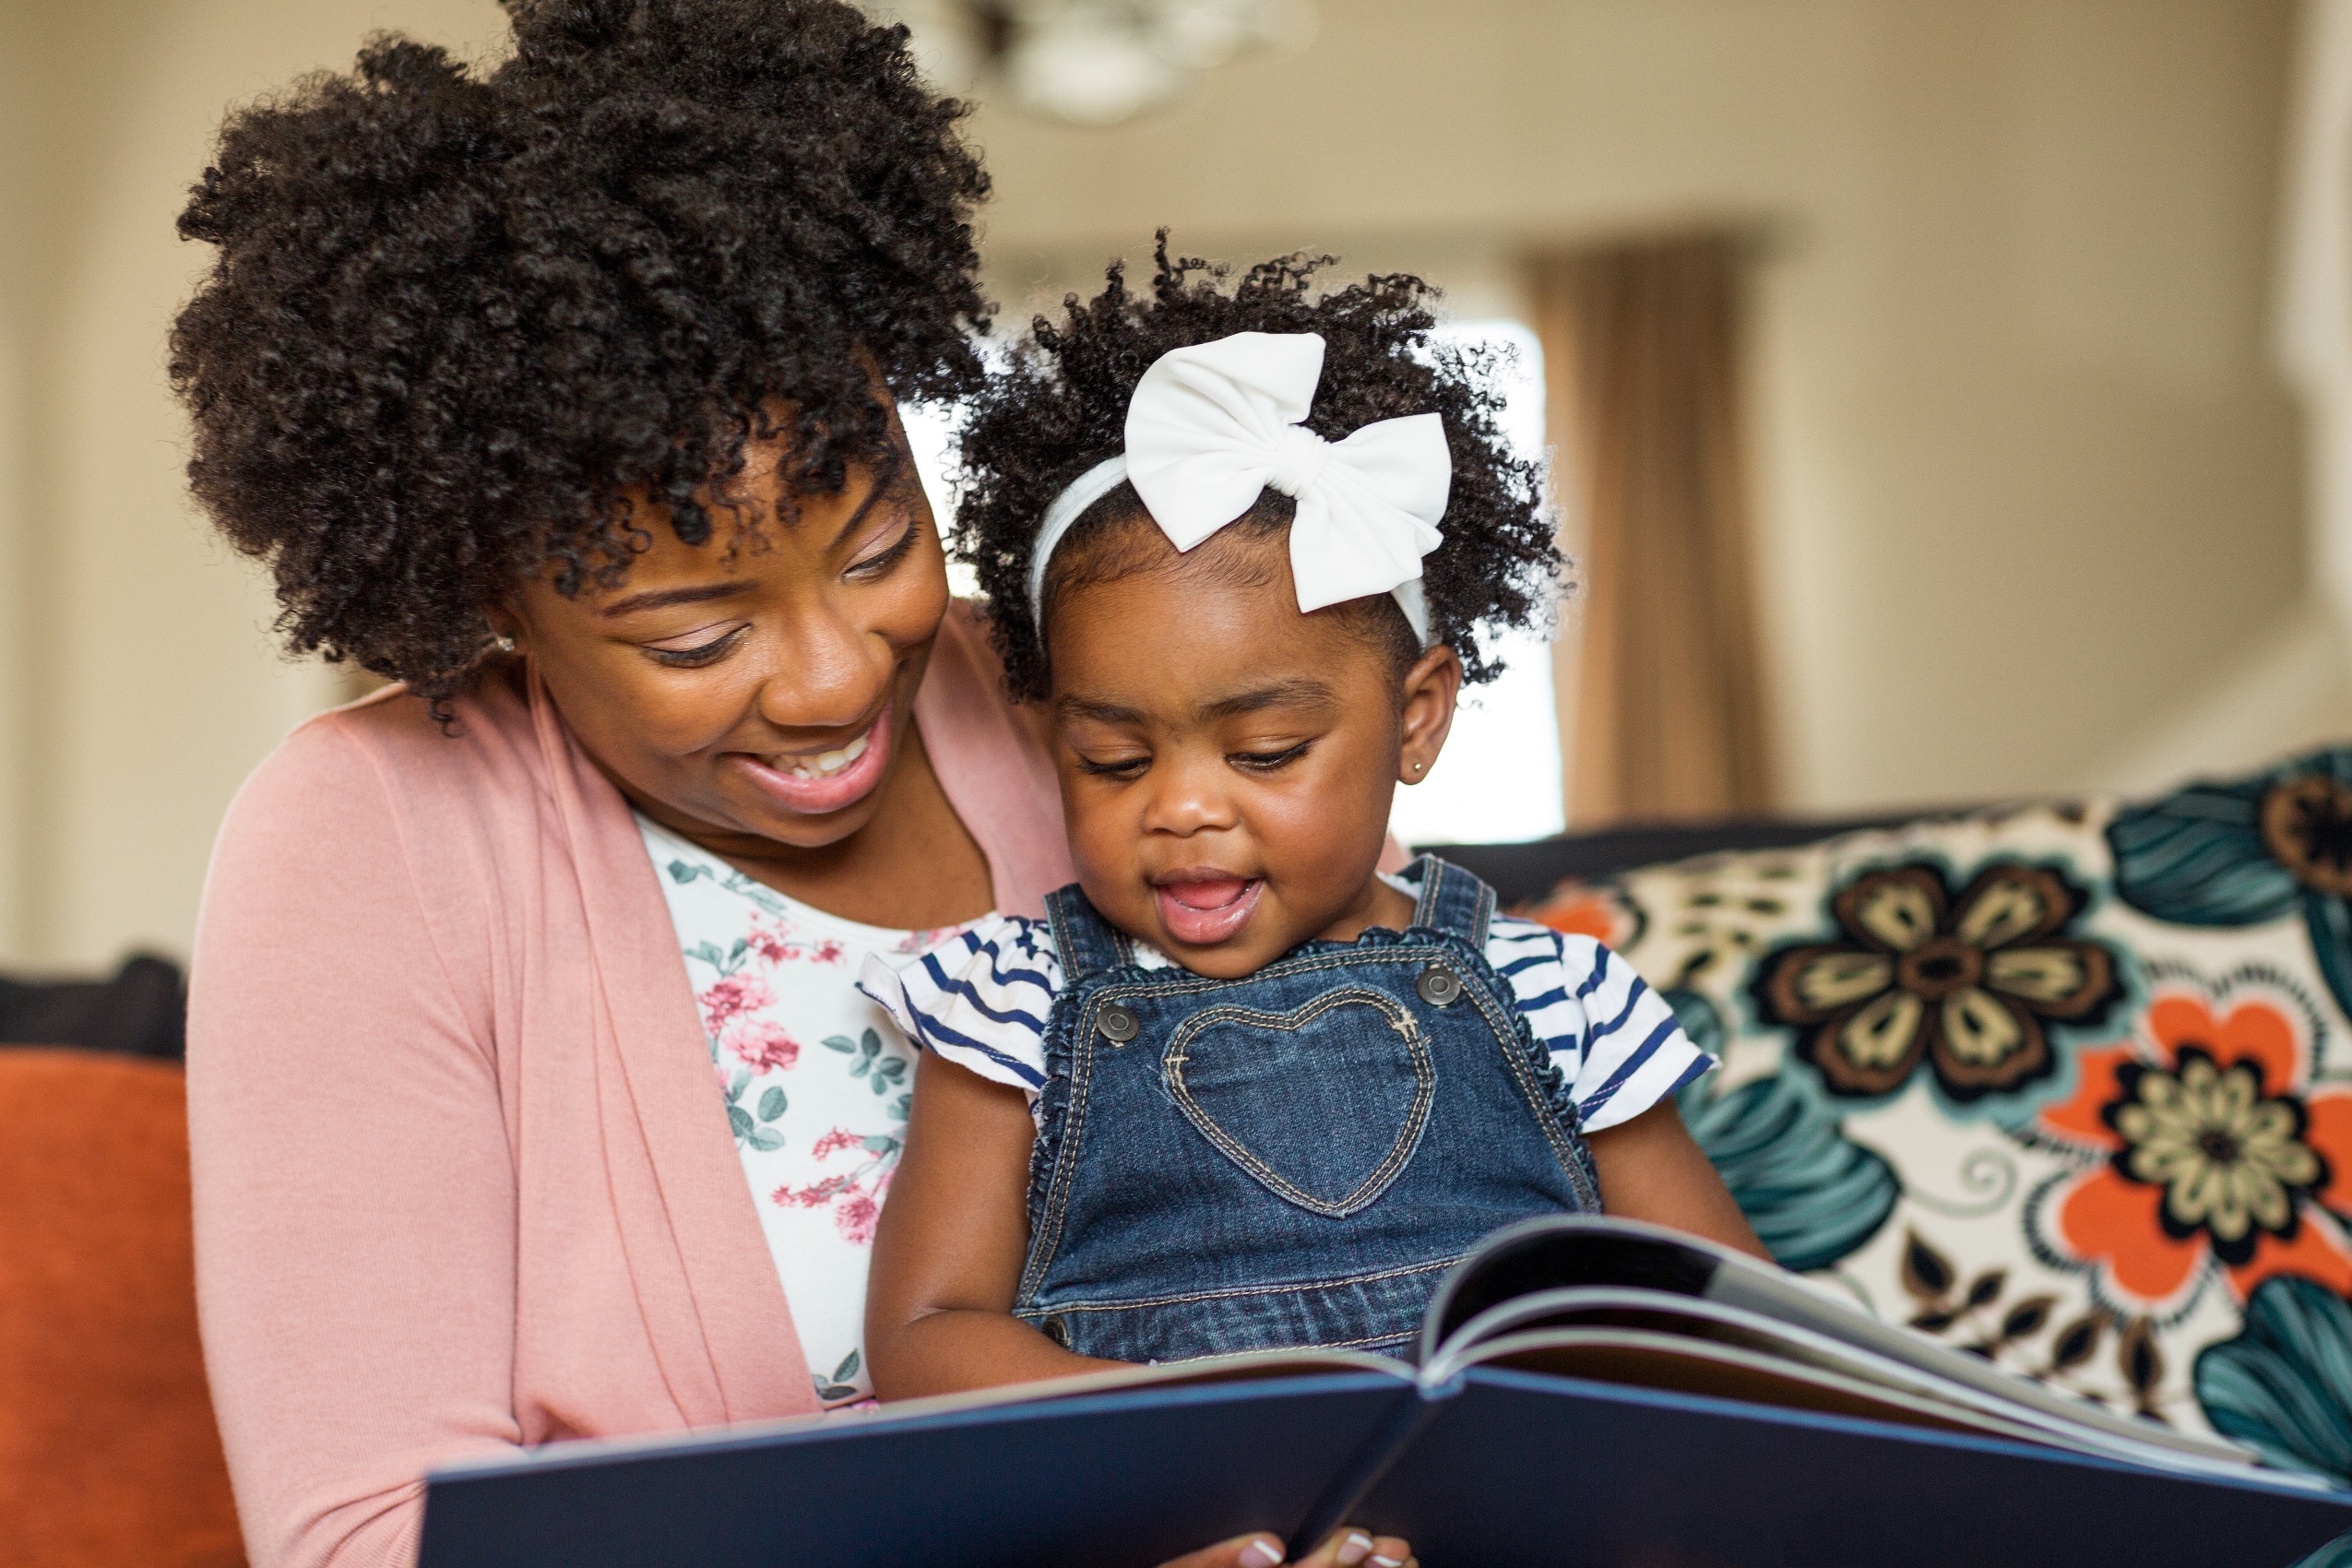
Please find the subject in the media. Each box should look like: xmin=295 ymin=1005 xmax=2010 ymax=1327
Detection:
xmin=216 ymin=660 xmax=553 ymax=905
xmin=242 ymin=660 xmax=542 ymax=816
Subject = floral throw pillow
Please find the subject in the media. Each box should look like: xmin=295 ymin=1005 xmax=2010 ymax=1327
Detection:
xmin=1516 ymin=744 xmax=2352 ymax=1479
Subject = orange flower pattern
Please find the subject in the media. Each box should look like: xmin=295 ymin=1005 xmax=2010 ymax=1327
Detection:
xmin=1520 ymin=881 xmax=1644 ymax=949
xmin=2027 ymin=970 xmax=2352 ymax=1315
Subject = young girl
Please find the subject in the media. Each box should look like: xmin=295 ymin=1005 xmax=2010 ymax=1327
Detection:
xmin=862 ymin=246 xmax=1764 ymax=1399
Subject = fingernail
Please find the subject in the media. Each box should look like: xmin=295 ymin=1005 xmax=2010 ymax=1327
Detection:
xmin=1336 ymin=1533 xmax=1374 ymax=1566
xmin=1241 ymin=1539 xmax=1284 ymax=1568
xmin=1372 ymin=1556 xmax=1406 ymax=1568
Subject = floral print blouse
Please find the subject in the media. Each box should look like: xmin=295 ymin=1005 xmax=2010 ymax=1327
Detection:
xmin=637 ymin=816 xmax=968 ymax=1410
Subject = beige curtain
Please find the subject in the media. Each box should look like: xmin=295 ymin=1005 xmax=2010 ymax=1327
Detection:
xmin=1535 ymin=233 xmax=1771 ymax=826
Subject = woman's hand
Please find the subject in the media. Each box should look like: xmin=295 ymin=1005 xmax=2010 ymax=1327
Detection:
xmin=1160 ymin=1526 xmax=1417 ymax=1568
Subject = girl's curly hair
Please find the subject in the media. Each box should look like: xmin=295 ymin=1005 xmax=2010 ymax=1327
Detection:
xmin=169 ymin=0 xmax=992 ymax=709
xmin=953 ymin=239 xmax=1561 ymax=703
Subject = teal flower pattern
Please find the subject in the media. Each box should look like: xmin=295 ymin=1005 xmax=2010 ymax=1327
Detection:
xmin=2194 ymin=1274 xmax=2352 ymax=1482
xmin=1667 ymin=989 xmax=1900 ymax=1272
xmin=2110 ymin=747 xmax=2352 ymax=1021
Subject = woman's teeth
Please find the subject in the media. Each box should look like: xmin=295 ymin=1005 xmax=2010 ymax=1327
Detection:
xmin=782 ymin=732 xmax=868 ymax=779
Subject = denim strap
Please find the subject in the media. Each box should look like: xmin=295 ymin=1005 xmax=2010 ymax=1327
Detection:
xmin=1406 ymin=854 xmax=1495 ymax=946
xmin=1044 ymin=884 xmax=1132 ymax=983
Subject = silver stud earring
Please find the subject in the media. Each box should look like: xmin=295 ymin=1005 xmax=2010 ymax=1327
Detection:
xmin=493 ymin=634 xmax=517 ymax=654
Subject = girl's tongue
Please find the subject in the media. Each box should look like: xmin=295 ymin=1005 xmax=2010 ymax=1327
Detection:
xmin=1154 ymin=875 xmax=1263 ymax=946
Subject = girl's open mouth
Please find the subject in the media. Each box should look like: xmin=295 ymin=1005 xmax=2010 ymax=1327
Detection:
xmin=1154 ymin=874 xmax=1263 ymax=946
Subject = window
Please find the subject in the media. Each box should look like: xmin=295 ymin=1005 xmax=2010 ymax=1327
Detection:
xmin=1386 ymin=320 xmax=1564 ymax=848
xmin=897 ymin=398 xmax=980 ymax=600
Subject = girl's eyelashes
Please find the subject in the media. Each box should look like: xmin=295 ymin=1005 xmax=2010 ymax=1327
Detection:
xmin=1074 ymin=742 xmax=1312 ymax=776
xmin=644 ymin=624 xmax=750 ymax=668
xmin=1229 ymin=741 xmax=1312 ymax=771
xmin=1075 ymin=753 xmax=1149 ymax=779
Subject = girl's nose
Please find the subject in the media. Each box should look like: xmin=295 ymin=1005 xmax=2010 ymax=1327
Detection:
xmin=1142 ymin=752 xmax=1241 ymax=837
xmin=754 ymin=606 xmax=893 ymax=733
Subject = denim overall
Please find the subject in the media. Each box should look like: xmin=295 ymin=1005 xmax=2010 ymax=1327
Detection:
xmin=1013 ymin=856 xmax=1604 ymax=1362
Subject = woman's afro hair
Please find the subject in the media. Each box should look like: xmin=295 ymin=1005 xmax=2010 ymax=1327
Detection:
xmin=170 ymin=0 xmax=992 ymax=709
xmin=953 ymin=238 xmax=1561 ymax=703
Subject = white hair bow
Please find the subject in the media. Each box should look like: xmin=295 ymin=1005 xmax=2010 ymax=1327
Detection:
xmin=1025 ymin=331 xmax=1451 ymax=642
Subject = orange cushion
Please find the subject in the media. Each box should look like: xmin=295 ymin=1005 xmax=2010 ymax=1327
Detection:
xmin=0 ymin=1050 xmax=244 ymax=1567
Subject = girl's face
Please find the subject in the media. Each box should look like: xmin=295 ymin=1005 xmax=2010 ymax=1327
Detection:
xmin=1046 ymin=525 xmax=1460 ymax=978
xmin=498 ymin=405 xmax=951 ymax=859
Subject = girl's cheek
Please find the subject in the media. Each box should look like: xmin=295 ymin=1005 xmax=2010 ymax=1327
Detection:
xmin=1063 ymin=796 xmax=1134 ymax=876
xmin=1258 ymin=762 xmax=1388 ymax=877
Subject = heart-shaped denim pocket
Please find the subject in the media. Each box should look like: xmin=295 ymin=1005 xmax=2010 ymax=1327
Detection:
xmin=1163 ymin=984 xmax=1435 ymax=1218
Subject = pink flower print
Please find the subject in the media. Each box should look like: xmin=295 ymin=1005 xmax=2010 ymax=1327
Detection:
xmin=728 ymin=1018 xmax=802 ymax=1074
xmin=773 ymin=1174 xmax=852 ymax=1209
xmin=835 ymin=1190 xmax=881 ymax=1244
xmin=894 ymin=924 xmax=968 ymax=955
xmin=699 ymin=973 xmax=773 ymax=1033
xmin=776 ymin=1132 xmax=899 ymax=1244
xmin=808 ymin=938 xmax=847 ymax=967
xmin=744 ymin=916 xmax=803 ymax=966
xmin=810 ymin=1127 xmax=863 ymax=1160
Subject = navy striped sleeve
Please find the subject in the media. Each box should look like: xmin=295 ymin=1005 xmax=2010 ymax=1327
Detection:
xmin=856 ymin=915 xmax=1061 ymax=1094
xmin=1484 ymin=917 xmax=1714 ymax=1133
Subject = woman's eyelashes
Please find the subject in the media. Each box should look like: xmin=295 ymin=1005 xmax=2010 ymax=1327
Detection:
xmin=644 ymin=624 xmax=751 ymax=668
xmin=631 ymin=520 xmax=914 ymax=669
xmin=847 ymin=517 xmax=919 ymax=579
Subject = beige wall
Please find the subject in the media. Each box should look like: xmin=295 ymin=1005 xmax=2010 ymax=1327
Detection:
xmin=962 ymin=0 xmax=2314 ymax=817
xmin=0 ymin=0 xmax=510 ymax=970
xmin=0 ymin=0 xmax=2320 ymax=969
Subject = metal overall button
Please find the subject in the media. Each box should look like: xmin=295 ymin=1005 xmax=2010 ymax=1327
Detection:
xmin=1096 ymin=1003 xmax=1140 ymax=1043
xmin=1416 ymin=964 xmax=1463 ymax=1006
xmin=1042 ymin=1313 xmax=1071 ymax=1347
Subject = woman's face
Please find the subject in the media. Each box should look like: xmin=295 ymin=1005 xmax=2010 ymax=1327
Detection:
xmin=500 ymin=408 xmax=951 ymax=859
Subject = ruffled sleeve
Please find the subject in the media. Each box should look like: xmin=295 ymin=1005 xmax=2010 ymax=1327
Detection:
xmin=1484 ymin=916 xmax=1715 ymax=1134
xmin=856 ymin=914 xmax=1063 ymax=1095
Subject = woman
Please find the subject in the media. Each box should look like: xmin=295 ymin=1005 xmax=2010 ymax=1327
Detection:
xmin=172 ymin=6 xmax=1410 ymax=1567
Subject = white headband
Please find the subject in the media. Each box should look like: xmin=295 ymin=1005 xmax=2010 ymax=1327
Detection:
xmin=1024 ymin=331 xmax=1450 ymax=643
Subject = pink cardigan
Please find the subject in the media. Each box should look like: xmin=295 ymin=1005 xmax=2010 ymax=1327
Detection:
xmin=186 ymin=604 xmax=1073 ymax=1568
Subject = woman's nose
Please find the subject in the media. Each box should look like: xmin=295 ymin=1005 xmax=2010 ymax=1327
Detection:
xmin=754 ymin=609 xmax=892 ymax=733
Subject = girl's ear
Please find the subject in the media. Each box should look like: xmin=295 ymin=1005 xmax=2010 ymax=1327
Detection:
xmin=1396 ymin=644 xmax=1462 ymax=786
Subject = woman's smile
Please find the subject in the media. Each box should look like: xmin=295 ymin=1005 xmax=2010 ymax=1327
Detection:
xmin=731 ymin=702 xmax=897 ymax=817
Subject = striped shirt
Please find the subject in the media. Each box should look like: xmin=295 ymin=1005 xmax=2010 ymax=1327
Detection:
xmin=860 ymin=888 xmax=1710 ymax=1135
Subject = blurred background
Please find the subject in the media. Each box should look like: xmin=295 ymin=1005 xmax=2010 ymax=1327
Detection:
xmin=3 ymin=0 xmax=2347 ymax=978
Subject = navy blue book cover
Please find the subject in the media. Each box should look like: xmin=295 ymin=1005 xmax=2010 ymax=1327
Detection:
xmin=420 ymin=1365 xmax=2352 ymax=1568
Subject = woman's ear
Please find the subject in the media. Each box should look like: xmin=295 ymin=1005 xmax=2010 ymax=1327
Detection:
xmin=1396 ymin=644 xmax=1462 ymax=786
xmin=482 ymin=603 xmax=523 ymax=655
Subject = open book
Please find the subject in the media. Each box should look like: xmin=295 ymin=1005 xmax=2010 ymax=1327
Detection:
xmin=422 ymin=1218 xmax=2352 ymax=1568
xmin=1405 ymin=1214 xmax=2287 ymax=1482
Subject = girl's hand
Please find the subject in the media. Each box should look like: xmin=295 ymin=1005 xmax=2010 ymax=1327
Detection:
xmin=1159 ymin=1527 xmax=1417 ymax=1568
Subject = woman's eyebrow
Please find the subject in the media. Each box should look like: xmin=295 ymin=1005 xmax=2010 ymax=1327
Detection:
xmin=595 ymin=581 xmax=750 ymax=618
